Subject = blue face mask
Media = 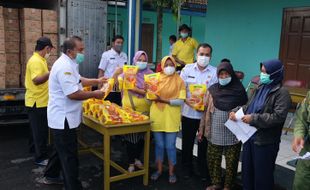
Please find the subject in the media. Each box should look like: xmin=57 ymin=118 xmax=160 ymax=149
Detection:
xmin=260 ymin=72 xmax=273 ymax=84
xmin=219 ymin=77 xmax=232 ymax=86
xmin=136 ymin=61 xmax=147 ymax=70
xmin=76 ymin=53 xmax=85 ymax=64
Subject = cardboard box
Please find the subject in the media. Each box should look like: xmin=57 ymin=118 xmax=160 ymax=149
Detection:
xmin=5 ymin=41 xmax=20 ymax=53
xmin=20 ymin=8 xmax=41 ymax=21
xmin=0 ymin=63 xmax=6 ymax=88
xmin=21 ymin=31 xmax=41 ymax=44
xmin=42 ymin=21 xmax=58 ymax=34
xmin=43 ymin=33 xmax=58 ymax=55
xmin=6 ymin=53 xmax=19 ymax=64
xmin=42 ymin=10 xmax=57 ymax=22
xmin=0 ymin=52 xmax=6 ymax=64
xmin=0 ymin=38 xmax=5 ymax=52
xmin=3 ymin=19 xmax=19 ymax=31
xmin=5 ymin=30 xmax=20 ymax=42
xmin=21 ymin=20 xmax=42 ymax=33
xmin=5 ymin=63 xmax=21 ymax=87
xmin=3 ymin=8 xmax=19 ymax=20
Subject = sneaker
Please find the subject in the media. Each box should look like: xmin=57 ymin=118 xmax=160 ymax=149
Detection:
xmin=35 ymin=159 xmax=48 ymax=166
xmin=134 ymin=159 xmax=143 ymax=169
xmin=128 ymin=164 xmax=135 ymax=173
xmin=36 ymin=176 xmax=63 ymax=185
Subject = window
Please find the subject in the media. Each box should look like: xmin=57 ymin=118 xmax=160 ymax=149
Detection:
xmin=107 ymin=20 xmax=122 ymax=48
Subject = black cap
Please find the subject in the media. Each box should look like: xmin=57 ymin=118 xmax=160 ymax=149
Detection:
xmin=36 ymin=36 xmax=54 ymax=48
xmin=179 ymin=24 xmax=191 ymax=32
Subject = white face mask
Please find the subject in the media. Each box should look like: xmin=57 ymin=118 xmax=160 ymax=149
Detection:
xmin=44 ymin=53 xmax=50 ymax=59
xmin=136 ymin=61 xmax=147 ymax=70
xmin=163 ymin=66 xmax=175 ymax=76
xmin=197 ymin=56 xmax=210 ymax=67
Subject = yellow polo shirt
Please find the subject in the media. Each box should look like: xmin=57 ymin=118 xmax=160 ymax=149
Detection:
xmin=25 ymin=52 xmax=49 ymax=108
xmin=172 ymin=37 xmax=199 ymax=64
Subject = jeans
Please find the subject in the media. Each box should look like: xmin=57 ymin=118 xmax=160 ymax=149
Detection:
xmin=153 ymin=132 xmax=178 ymax=165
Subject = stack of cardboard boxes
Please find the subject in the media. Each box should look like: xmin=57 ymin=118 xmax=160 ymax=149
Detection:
xmin=0 ymin=7 xmax=58 ymax=88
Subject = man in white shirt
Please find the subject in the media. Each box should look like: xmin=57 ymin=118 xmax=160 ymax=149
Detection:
xmin=98 ymin=35 xmax=127 ymax=105
xmin=180 ymin=43 xmax=218 ymax=179
xmin=41 ymin=36 xmax=106 ymax=189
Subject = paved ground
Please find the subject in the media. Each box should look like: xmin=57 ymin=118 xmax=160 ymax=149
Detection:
xmin=0 ymin=124 xmax=295 ymax=190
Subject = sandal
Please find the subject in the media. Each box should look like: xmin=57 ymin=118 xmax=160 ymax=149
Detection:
xmin=169 ymin=174 xmax=177 ymax=184
xmin=151 ymin=171 xmax=161 ymax=181
xmin=134 ymin=159 xmax=143 ymax=169
xmin=128 ymin=164 xmax=135 ymax=173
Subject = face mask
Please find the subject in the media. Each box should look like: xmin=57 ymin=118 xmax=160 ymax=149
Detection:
xmin=44 ymin=53 xmax=50 ymax=59
xmin=114 ymin=44 xmax=123 ymax=52
xmin=163 ymin=66 xmax=175 ymax=76
xmin=260 ymin=72 xmax=273 ymax=84
xmin=197 ymin=56 xmax=210 ymax=67
xmin=136 ymin=61 xmax=147 ymax=70
xmin=180 ymin=32 xmax=188 ymax=38
xmin=219 ymin=77 xmax=232 ymax=86
xmin=76 ymin=53 xmax=85 ymax=64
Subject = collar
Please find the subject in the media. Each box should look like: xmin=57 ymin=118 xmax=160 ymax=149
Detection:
xmin=33 ymin=52 xmax=46 ymax=62
xmin=62 ymin=53 xmax=76 ymax=66
xmin=111 ymin=48 xmax=122 ymax=56
xmin=194 ymin=62 xmax=210 ymax=72
xmin=180 ymin=37 xmax=191 ymax=43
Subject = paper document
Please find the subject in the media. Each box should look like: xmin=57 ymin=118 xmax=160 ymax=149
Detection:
xmin=225 ymin=108 xmax=257 ymax=143
xmin=294 ymin=152 xmax=310 ymax=160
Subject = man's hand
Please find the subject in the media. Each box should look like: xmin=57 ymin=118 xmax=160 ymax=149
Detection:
xmin=92 ymin=90 xmax=105 ymax=99
xmin=292 ymin=137 xmax=305 ymax=153
xmin=114 ymin=67 xmax=123 ymax=76
xmin=242 ymin=114 xmax=252 ymax=124
xmin=97 ymin=77 xmax=108 ymax=86
xmin=185 ymin=98 xmax=195 ymax=108
xmin=229 ymin=112 xmax=237 ymax=121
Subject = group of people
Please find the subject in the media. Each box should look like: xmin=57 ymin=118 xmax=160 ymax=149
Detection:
xmin=24 ymin=23 xmax=310 ymax=190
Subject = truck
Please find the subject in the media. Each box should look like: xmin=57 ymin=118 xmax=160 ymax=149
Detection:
xmin=0 ymin=0 xmax=107 ymax=125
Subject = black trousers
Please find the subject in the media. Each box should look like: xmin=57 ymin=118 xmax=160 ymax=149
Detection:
xmin=181 ymin=116 xmax=209 ymax=177
xmin=242 ymin=136 xmax=279 ymax=190
xmin=106 ymin=92 xmax=122 ymax=106
xmin=27 ymin=105 xmax=48 ymax=162
xmin=126 ymin=139 xmax=144 ymax=164
xmin=44 ymin=120 xmax=82 ymax=190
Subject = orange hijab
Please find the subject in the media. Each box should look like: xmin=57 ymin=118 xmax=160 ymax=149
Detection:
xmin=156 ymin=56 xmax=185 ymax=111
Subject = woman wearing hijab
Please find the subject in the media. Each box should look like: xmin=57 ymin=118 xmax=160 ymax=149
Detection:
xmin=114 ymin=51 xmax=153 ymax=173
xmin=148 ymin=56 xmax=186 ymax=184
xmin=198 ymin=60 xmax=248 ymax=190
xmin=229 ymin=59 xmax=291 ymax=190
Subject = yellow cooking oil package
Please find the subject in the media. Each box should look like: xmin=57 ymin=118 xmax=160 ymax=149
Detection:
xmin=188 ymin=84 xmax=207 ymax=111
xmin=100 ymin=78 xmax=114 ymax=99
xmin=123 ymin=65 xmax=139 ymax=90
xmin=144 ymin=73 xmax=160 ymax=100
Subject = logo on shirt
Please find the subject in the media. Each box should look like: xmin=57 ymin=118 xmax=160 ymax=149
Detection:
xmin=64 ymin=72 xmax=72 ymax=75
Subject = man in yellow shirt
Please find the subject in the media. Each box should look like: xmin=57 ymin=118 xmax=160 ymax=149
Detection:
xmin=25 ymin=36 xmax=54 ymax=166
xmin=172 ymin=24 xmax=199 ymax=71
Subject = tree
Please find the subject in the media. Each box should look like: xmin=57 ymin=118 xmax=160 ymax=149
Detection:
xmin=151 ymin=0 xmax=185 ymax=63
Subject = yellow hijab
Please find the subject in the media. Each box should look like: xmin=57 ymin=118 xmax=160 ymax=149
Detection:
xmin=156 ymin=56 xmax=185 ymax=110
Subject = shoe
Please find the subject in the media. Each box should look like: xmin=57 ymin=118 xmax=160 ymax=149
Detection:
xmin=36 ymin=176 xmax=63 ymax=185
xmin=169 ymin=174 xmax=177 ymax=184
xmin=34 ymin=159 xmax=48 ymax=166
xmin=128 ymin=164 xmax=135 ymax=173
xmin=150 ymin=171 xmax=161 ymax=181
xmin=134 ymin=159 xmax=143 ymax=169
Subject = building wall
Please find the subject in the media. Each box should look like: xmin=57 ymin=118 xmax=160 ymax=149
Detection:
xmin=107 ymin=6 xmax=206 ymax=63
xmin=204 ymin=0 xmax=310 ymax=85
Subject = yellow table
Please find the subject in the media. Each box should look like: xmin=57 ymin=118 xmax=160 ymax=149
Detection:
xmin=80 ymin=115 xmax=151 ymax=190
xmin=287 ymin=87 xmax=308 ymax=104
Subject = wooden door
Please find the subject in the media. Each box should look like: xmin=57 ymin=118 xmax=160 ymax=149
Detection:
xmin=141 ymin=23 xmax=154 ymax=63
xmin=279 ymin=7 xmax=310 ymax=84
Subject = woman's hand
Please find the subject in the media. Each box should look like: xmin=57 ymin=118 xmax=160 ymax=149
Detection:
xmin=241 ymin=114 xmax=252 ymax=124
xmin=197 ymin=131 xmax=203 ymax=142
xmin=229 ymin=112 xmax=237 ymax=121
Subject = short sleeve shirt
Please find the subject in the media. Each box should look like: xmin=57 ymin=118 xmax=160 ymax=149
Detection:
xmin=25 ymin=52 xmax=49 ymax=108
xmin=47 ymin=53 xmax=83 ymax=129
xmin=98 ymin=48 xmax=127 ymax=78
xmin=172 ymin=37 xmax=199 ymax=64
xmin=180 ymin=63 xmax=218 ymax=119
